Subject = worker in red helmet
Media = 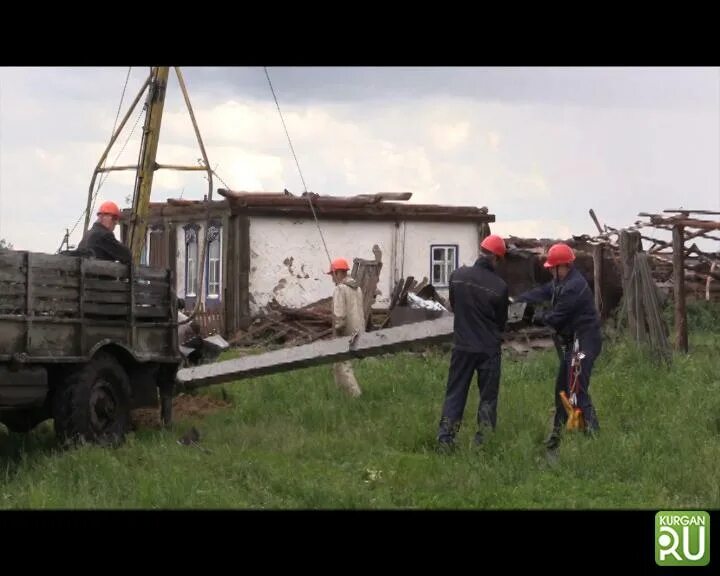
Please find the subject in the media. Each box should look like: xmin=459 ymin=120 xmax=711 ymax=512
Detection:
xmin=515 ymin=242 xmax=602 ymax=453
xmin=77 ymin=200 xmax=132 ymax=264
xmin=436 ymin=234 xmax=509 ymax=452
xmin=328 ymin=257 xmax=364 ymax=398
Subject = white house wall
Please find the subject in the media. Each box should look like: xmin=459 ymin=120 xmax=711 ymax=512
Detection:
xmin=248 ymin=218 xmax=395 ymax=314
xmin=247 ymin=217 xmax=480 ymax=314
xmin=169 ymin=213 xmax=482 ymax=315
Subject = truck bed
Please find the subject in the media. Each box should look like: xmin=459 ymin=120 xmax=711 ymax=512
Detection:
xmin=0 ymin=250 xmax=178 ymax=363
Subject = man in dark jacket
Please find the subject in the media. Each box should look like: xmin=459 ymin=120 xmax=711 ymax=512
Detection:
xmin=515 ymin=242 xmax=602 ymax=451
xmin=77 ymin=200 xmax=132 ymax=264
xmin=437 ymin=234 xmax=509 ymax=451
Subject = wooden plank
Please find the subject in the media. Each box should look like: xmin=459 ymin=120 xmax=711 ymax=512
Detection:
xmin=25 ymin=253 xmax=33 ymax=352
xmin=33 ymin=271 xmax=79 ymax=288
xmin=84 ymin=259 xmax=130 ymax=278
xmin=388 ymin=278 xmax=404 ymax=311
xmin=33 ymin=286 xmax=79 ymax=300
xmin=31 ymin=253 xmax=79 ymax=272
xmin=224 ymin=215 xmax=238 ymax=336
xmin=0 ymin=295 xmax=25 ymax=312
xmin=136 ymin=266 xmax=169 ymax=281
xmin=398 ymin=276 xmax=415 ymax=306
xmin=593 ymin=243 xmax=603 ymax=317
xmin=168 ymin=221 xmax=178 ymax=300
xmin=177 ymin=315 xmax=455 ymax=389
xmin=0 ymin=283 xmax=26 ymax=296
xmin=135 ymin=292 xmax=169 ymax=306
xmin=0 ymin=251 xmax=25 ymax=268
xmin=238 ymin=215 xmax=250 ymax=322
xmin=672 ymin=225 xmax=688 ymax=353
xmin=84 ymin=290 xmax=130 ymax=304
xmin=0 ymin=268 xmax=26 ymax=283
xmin=351 ymin=246 xmax=383 ymax=327
xmin=129 ymin=264 xmax=136 ymax=347
xmin=34 ymin=299 xmax=79 ymax=315
xmin=79 ymin=258 xmax=86 ymax=354
xmin=645 ymin=217 xmax=720 ymax=231
xmin=134 ymin=305 xmax=170 ymax=319
xmin=83 ymin=278 xmax=129 ymax=292
xmin=663 ymin=209 xmax=720 ymax=215
xmin=133 ymin=280 xmax=169 ymax=294
xmin=589 ymin=209 xmax=603 ymax=234
xmin=619 ymin=230 xmax=641 ymax=338
xmin=169 ymin=267 xmax=178 ymax=356
xmin=84 ymin=303 xmax=129 ymax=316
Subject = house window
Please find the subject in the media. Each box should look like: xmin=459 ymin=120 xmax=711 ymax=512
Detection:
xmin=206 ymin=223 xmax=222 ymax=299
xmin=184 ymin=224 xmax=199 ymax=297
xmin=431 ymin=245 xmax=458 ymax=287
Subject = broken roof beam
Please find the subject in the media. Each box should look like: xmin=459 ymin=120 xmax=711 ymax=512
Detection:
xmin=663 ymin=209 xmax=720 ymax=216
xmin=638 ymin=213 xmax=720 ymax=231
xmin=218 ymin=189 xmax=413 ymax=204
xmin=353 ymin=192 xmax=413 ymax=202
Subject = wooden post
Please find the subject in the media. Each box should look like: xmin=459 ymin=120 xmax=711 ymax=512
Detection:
xmin=238 ymin=215 xmax=251 ymax=328
xmin=593 ymin=244 xmax=603 ymax=318
xmin=167 ymin=221 xmax=177 ymax=302
xmin=619 ymin=230 xmax=641 ymax=338
xmin=672 ymin=224 xmax=688 ymax=353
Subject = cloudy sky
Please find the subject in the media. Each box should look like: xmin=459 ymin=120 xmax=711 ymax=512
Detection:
xmin=0 ymin=66 xmax=718 ymax=253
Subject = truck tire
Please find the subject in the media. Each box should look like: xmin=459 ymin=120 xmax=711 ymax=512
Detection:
xmin=53 ymin=353 xmax=131 ymax=445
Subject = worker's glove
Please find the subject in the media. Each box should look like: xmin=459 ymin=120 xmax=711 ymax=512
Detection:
xmin=531 ymin=308 xmax=545 ymax=327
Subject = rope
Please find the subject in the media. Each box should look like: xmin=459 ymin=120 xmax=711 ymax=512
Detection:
xmin=263 ymin=67 xmax=332 ymax=268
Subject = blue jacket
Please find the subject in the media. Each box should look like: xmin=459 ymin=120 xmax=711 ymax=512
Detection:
xmin=517 ymin=266 xmax=600 ymax=341
xmin=449 ymin=256 xmax=509 ymax=354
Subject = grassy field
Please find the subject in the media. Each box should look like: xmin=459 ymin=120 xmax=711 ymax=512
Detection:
xmin=1 ymin=308 xmax=719 ymax=509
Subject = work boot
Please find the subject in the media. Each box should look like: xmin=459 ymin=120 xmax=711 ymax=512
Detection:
xmin=583 ymin=407 xmax=600 ymax=437
xmin=584 ymin=423 xmax=600 ymax=439
xmin=544 ymin=427 xmax=562 ymax=451
xmin=474 ymin=423 xmax=493 ymax=447
xmin=436 ymin=440 xmax=456 ymax=455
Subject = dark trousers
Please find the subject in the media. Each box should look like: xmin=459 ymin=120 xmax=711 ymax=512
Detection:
xmin=552 ymin=331 xmax=602 ymax=432
xmin=437 ymin=349 xmax=501 ymax=444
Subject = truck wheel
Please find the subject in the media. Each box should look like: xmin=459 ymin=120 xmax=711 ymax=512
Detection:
xmin=53 ymin=353 xmax=131 ymax=445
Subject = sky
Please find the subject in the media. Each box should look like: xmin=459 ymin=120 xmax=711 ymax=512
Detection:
xmin=0 ymin=66 xmax=718 ymax=254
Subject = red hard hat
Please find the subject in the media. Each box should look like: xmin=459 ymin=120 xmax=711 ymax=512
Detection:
xmin=480 ymin=234 xmax=506 ymax=258
xmin=97 ymin=201 xmax=121 ymax=218
xmin=544 ymin=243 xmax=575 ymax=268
xmin=327 ymin=257 xmax=350 ymax=274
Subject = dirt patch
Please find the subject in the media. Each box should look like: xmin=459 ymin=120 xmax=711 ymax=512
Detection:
xmin=130 ymin=393 xmax=232 ymax=431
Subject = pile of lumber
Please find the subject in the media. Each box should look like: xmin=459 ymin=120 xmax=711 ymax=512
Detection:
xmin=229 ymin=298 xmax=333 ymax=348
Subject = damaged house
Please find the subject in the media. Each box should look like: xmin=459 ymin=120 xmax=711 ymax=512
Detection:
xmin=120 ymin=190 xmax=495 ymax=338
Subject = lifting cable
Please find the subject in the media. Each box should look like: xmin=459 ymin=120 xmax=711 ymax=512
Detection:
xmin=263 ymin=67 xmax=333 ymax=268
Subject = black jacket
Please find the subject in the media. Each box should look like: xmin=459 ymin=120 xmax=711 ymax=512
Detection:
xmin=449 ymin=256 xmax=509 ymax=354
xmin=517 ymin=266 xmax=600 ymax=341
xmin=77 ymin=222 xmax=132 ymax=264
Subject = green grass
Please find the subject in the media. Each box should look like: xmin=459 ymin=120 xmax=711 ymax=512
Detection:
xmin=1 ymin=330 xmax=719 ymax=509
